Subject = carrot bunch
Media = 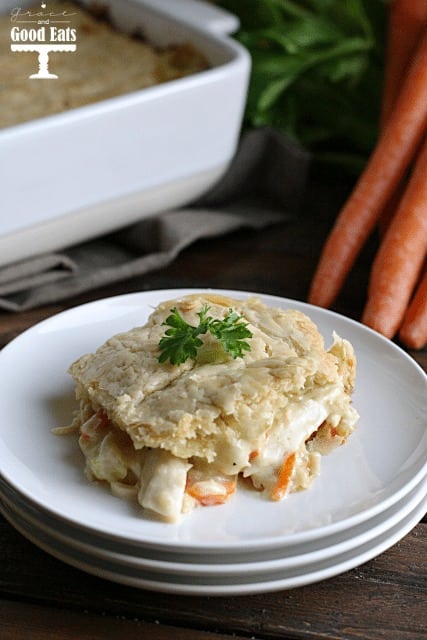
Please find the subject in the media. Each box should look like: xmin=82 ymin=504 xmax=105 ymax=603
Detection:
xmin=308 ymin=0 xmax=427 ymax=350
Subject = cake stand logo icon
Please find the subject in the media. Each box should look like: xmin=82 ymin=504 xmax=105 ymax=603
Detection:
xmin=10 ymin=1 xmax=77 ymax=79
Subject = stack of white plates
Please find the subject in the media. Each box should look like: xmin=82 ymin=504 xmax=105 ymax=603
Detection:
xmin=0 ymin=289 xmax=426 ymax=596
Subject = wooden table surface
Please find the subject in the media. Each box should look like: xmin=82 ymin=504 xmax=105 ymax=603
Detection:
xmin=0 ymin=172 xmax=425 ymax=639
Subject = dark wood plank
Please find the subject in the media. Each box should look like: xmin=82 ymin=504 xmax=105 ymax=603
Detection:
xmin=0 ymin=600 xmax=256 ymax=640
xmin=1 ymin=516 xmax=425 ymax=640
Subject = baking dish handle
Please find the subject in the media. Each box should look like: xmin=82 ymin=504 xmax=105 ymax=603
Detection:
xmin=142 ymin=0 xmax=240 ymax=36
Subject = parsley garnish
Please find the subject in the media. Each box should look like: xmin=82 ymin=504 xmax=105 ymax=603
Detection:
xmin=158 ymin=305 xmax=252 ymax=365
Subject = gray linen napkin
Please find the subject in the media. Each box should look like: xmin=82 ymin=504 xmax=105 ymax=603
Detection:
xmin=0 ymin=128 xmax=310 ymax=311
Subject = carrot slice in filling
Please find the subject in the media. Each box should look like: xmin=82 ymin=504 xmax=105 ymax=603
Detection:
xmin=186 ymin=472 xmax=236 ymax=506
xmin=271 ymin=452 xmax=296 ymax=501
xmin=79 ymin=409 xmax=109 ymax=441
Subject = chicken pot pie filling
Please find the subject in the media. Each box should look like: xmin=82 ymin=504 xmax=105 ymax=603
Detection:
xmin=63 ymin=294 xmax=359 ymax=522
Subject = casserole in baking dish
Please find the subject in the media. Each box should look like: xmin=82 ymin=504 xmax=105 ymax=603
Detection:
xmin=1 ymin=1 xmax=210 ymax=128
xmin=0 ymin=0 xmax=250 ymax=267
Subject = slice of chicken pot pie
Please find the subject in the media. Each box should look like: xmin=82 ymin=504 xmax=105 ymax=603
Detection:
xmin=66 ymin=293 xmax=359 ymax=522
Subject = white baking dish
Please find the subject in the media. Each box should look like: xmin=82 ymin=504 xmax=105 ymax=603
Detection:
xmin=0 ymin=0 xmax=250 ymax=267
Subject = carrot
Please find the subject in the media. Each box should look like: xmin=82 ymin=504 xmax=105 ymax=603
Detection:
xmin=308 ymin=28 xmax=427 ymax=309
xmin=361 ymin=137 xmax=427 ymax=338
xmin=79 ymin=409 xmax=109 ymax=441
xmin=186 ymin=475 xmax=236 ymax=507
xmin=271 ymin=452 xmax=296 ymax=501
xmin=380 ymin=0 xmax=427 ymax=128
xmin=378 ymin=1 xmax=427 ymax=236
xmin=399 ymin=269 xmax=427 ymax=349
xmin=249 ymin=449 xmax=259 ymax=462
xmin=377 ymin=172 xmax=409 ymax=237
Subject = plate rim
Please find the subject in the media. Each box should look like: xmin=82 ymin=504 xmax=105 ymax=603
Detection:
xmin=1 ymin=489 xmax=425 ymax=596
xmin=1 ymin=474 xmax=425 ymax=574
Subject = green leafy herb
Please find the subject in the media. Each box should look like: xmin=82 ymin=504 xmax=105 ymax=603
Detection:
xmin=218 ymin=0 xmax=388 ymax=172
xmin=158 ymin=305 xmax=253 ymax=365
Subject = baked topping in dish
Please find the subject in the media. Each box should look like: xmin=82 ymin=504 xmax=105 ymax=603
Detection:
xmin=0 ymin=0 xmax=209 ymax=129
xmin=65 ymin=293 xmax=359 ymax=522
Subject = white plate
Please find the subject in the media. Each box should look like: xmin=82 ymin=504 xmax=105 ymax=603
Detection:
xmin=0 ymin=288 xmax=425 ymax=554
xmin=1 ymin=491 xmax=425 ymax=595
xmin=0 ymin=474 xmax=425 ymax=575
